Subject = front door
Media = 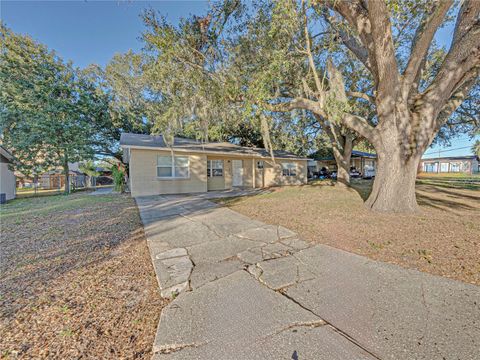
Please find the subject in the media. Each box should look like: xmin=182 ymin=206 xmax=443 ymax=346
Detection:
xmin=232 ymin=160 xmax=243 ymax=186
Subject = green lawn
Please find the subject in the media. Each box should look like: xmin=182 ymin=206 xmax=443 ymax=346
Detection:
xmin=0 ymin=192 xmax=112 ymax=220
xmin=216 ymin=180 xmax=480 ymax=285
xmin=416 ymin=173 xmax=480 ymax=191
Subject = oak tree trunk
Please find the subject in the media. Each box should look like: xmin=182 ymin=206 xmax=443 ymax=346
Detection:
xmin=365 ymin=147 xmax=420 ymax=213
xmin=63 ymin=158 xmax=70 ymax=194
xmin=332 ymin=146 xmax=351 ymax=186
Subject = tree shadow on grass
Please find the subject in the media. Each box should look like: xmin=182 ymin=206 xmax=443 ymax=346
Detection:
xmin=0 ymin=195 xmax=145 ymax=320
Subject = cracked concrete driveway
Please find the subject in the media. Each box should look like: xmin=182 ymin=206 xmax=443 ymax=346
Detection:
xmin=136 ymin=194 xmax=480 ymax=360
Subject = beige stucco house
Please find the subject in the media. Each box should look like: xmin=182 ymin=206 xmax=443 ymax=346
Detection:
xmin=120 ymin=133 xmax=308 ymax=197
xmin=0 ymin=145 xmax=16 ymax=202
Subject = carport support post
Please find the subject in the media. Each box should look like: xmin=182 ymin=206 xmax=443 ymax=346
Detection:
xmin=252 ymin=158 xmax=256 ymax=189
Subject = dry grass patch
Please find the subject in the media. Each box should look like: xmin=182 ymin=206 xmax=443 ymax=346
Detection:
xmin=0 ymin=193 xmax=166 ymax=359
xmin=217 ymin=180 xmax=479 ymax=285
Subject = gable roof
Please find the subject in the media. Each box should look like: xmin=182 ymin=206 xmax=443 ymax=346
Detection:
xmin=119 ymin=133 xmax=309 ymax=160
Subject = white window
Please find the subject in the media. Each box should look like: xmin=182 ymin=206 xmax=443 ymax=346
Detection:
xmin=257 ymin=160 xmax=264 ymax=169
xmin=207 ymin=160 xmax=224 ymax=177
xmin=157 ymin=155 xmax=189 ymax=178
xmin=424 ymin=162 xmax=437 ymax=173
xmin=440 ymin=163 xmax=449 ymax=172
xmin=450 ymin=162 xmax=461 ymax=172
xmin=281 ymin=163 xmax=297 ymax=177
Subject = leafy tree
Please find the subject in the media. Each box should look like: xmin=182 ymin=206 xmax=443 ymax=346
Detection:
xmin=140 ymin=4 xmax=255 ymax=144
xmin=473 ymin=140 xmax=480 ymax=157
xmin=227 ymin=0 xmax=479 ymax=211
xmin=84 ymin=50 xmax=151 ymax=137
xmin=0 ymin=25 xmax=110 ymax=193
xmin=314 ymin=1 xmax=478 ymax=211
xmin=79 ymin=160 xmax=100 ymax=187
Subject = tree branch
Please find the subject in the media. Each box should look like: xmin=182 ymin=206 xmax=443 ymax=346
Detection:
xmin=323 ymin=13 xmax=371 ymax=71
xmin=402 ymin=1 xmax=453 ymax=100
xmin=323 ymin=1 xmax=376 ymax=78
xmin=420 ymin=0 xmax=480 ymax=116
xmin=435 ymin=66 xmax=480 ymax=130
xmin=265 ymin=97 xmax=326 ymax=118
xmin=347 ymin=91 xmax=375 ymax=103
xmin=340 ymin=113 xmax=378 ymax=144
xmin=367 ymin=0 xmax=400 ymax=100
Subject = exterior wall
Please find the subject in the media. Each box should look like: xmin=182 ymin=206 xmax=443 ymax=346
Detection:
xmin=129 ymin=149 xmax=207 ymax=196
xmin=263 ymin=159 xmax=308 ymax=187
xmin=128 ymin=148 xmax=308 ymax=196
xmin=420 ymin=159 xmax=478 ymax=174
xmin=351 ymin=158 xmax=376 ymax=170
xmin=473 ymin=159 xmax=479 ymax=174
xmin=0 ymin=161 xmax=16 ymax=201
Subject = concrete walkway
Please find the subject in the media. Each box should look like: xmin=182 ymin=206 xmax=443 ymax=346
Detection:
xmin=136 ymin=194 xmax=480 ymax=360
xmin=88 ymin=186 xmax=114 ymax=195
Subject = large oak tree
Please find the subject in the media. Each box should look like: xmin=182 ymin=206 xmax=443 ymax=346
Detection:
xmin=250 ymin=0 xmax=479 ymax=212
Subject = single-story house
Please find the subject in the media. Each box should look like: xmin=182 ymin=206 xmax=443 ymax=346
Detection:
xmin=120 ymin=133 xmax=309 ymax=197
xmin=0 ymin=145 xmax=16 ymax=202
xmin=419 ymin=155 xmax=479 ymax=175
xmin=309 ymin=150 xmax=377 ymax=175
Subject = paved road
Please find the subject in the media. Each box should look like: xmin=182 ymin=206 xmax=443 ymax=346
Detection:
xmin=136 ymin=193 xmax=480 ymax=360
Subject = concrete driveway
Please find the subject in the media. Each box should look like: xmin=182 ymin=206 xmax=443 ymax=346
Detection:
xmin=136 ymin=193 xmax=480 ymax=360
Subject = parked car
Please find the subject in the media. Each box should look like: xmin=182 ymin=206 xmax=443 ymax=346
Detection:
xmin=349 ymin=167 xmax=361 ymax=178
xmin=317 ymin=167 xmax=331 ymax=179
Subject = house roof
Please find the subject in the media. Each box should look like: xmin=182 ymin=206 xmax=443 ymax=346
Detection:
xmin=351 ymin=150 xmax=376 ymax=158
xmin=119 ymin=133 xmax=309 ymax=160
xmin=0 ymin=145 xmax=14 ymax=163
xmin=312 ymin=150 xmax=377 ymax=161
xmin=421 ymin=155 xmax=478 ymax=161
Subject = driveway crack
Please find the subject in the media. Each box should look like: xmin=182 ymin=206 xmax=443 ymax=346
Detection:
xmin=154 ymin=341 xmax=208 ymax=355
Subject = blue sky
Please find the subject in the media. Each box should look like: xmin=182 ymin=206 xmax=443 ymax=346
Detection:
xmin=1 ymin=0 xmax=477 ymax=157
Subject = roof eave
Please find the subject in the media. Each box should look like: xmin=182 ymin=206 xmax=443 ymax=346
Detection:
xmin=120 ymin=144 xmax=309 ymax=161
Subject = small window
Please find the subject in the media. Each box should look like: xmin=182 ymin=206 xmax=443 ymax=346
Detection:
xmin=207 ymin=160 xmax=224 ymax=177
xmin=157 ymin=155 xmax=189 ymax=178
xmin=257 ymin=161 xmax=264 ymax=169
xmin=451 ymin=162 xmax=461 ymax=172
xmin=281 ymin=163 xmax=297 ymax=177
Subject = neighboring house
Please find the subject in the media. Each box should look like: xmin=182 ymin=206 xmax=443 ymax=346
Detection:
xmin=419 ymin=155 xmax=479 ymax=175
xmin=0 ymin=145 xmax=16 ymax=202
xmin=40 ymin=162 xmax=86 ymax=189
xmin=120 ymin=133 xmax=308 ymax=197
xmin=310 ymin=150 xmax=377 ymax=174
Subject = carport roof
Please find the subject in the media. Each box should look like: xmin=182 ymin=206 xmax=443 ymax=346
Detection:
xmin=120 ymin=133 xmax=309 ymax=160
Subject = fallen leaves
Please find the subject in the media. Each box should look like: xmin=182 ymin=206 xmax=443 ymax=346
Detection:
xmin=0 ymin=193 xmax=167 ymax=359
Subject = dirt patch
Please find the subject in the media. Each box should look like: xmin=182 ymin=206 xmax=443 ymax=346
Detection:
xmin=218 ymin=180 xmax=480 ymax=285
xmin=0 ymin=193 xmax=166 ymax=359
